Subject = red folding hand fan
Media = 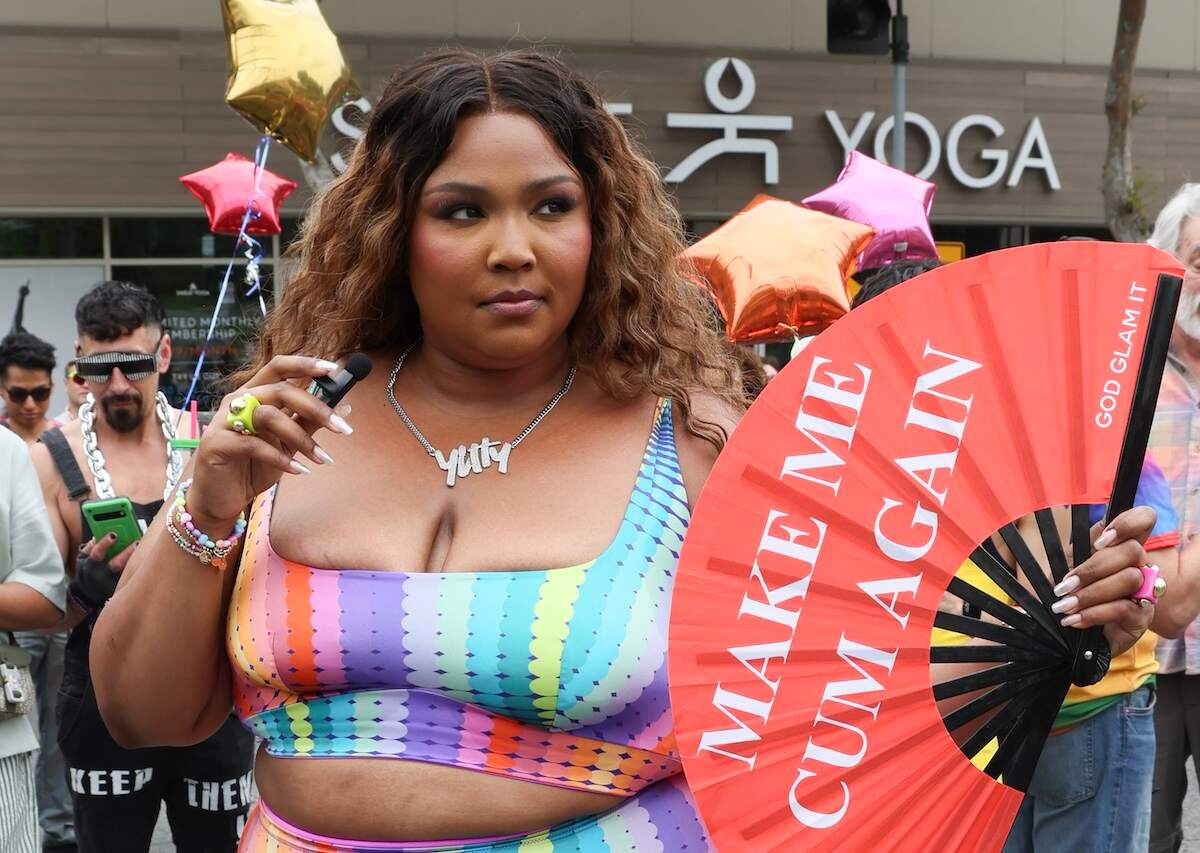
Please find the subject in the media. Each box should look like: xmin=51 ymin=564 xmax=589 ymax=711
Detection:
xmin=668 ymin=242 xmax=1182 ymax=852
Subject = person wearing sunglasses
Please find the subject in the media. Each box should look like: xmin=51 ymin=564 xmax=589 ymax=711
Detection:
xmin=27 ymin=281 xmax=251 ymax=853
xmin=0 ymin=331 xmax=63 ymax=445
xmin=60 ymin=360 xmax=89 ymax=423
xmin=0 ymin=331 xmax=76 ymax=850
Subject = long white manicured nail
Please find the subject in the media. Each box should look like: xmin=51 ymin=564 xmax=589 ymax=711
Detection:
xmin=335 ymin=404 xmax=352 ymax=417
xmin=1050 ymin=595 xmax=1078 ymax=614
xmin=1061 ymin=613 xmax=1082 ymax=627
xmin=290 ymin=460 xmax=312 ymax=475
xmin=1094 ymin=529 xmax=1117 ymax=549
xmin=1053 ymin=575 xmax=1080 ymax=596
xmin=329 ymin=414 xmax=353 ymax=435
xmin=315 ymin=359 xmax=339 ymax=373
xmin=313 ymin=447 xmax=334 ymax=465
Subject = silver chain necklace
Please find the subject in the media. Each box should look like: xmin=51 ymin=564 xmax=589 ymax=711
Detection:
xmin=79 ymin=391 xmax=182 ymax=502
xmin=386 ymin=342 xmax=577 ymax=487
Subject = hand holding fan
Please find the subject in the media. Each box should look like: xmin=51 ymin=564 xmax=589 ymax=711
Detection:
xmin=668 ymin=242 xmax=1182 ymax=851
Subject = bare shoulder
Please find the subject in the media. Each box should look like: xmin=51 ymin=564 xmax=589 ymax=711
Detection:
xmin=28 ymin=439 xmax=63 ymax=502
xmin=31 ymin=420 xmax=83 ymax=497
xmin=53 ymin=417 xmax=83 ymax=450
xmin=673 ymin=390 xmax=743 ymax=508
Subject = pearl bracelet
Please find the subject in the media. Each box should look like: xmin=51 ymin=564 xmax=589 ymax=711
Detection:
xmin=167 ymin=479 xmax=247 ymax=571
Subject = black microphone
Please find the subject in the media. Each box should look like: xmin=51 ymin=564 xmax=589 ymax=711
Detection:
xmin=307 ymin=352 xmax=372 ymax=408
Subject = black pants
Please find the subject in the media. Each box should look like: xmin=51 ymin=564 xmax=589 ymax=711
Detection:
xmin=57 ymin=682 xmax=254 ymax=853
xmin=1150 ymin=672 xmax=1200 ymax=853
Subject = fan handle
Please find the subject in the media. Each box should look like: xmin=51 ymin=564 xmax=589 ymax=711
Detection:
xmin=1074 ymin=272 xmax=1182 ymax=687
xmin=1105 ymin=272 xmax=1182 ymax=521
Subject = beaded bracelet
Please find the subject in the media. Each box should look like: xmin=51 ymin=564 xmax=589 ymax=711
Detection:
xmin=167 ymin=479 xmax=247 ymax=571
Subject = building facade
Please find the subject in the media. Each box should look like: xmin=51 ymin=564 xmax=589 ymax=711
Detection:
xmin=3 ymin=0 xmax=1200 ymax=405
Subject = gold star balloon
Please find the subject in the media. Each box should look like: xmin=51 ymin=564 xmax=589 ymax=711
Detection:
xmin=222 ymin=0 xmax=358 ymax=163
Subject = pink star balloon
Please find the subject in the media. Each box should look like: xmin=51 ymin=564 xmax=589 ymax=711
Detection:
xmin=803 ymin=150 xmax=937 ymax=270
xmin=179 ymin=153 xmax=297 ymax=235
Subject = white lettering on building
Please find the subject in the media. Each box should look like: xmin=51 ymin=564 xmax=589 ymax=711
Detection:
xmin=664 ymin=57 xmax=794 ymax=184
xmin=328 ymin=97 xmax=635 ymax=175
xmin=323 ymin=60 xmax=1060 ymax=191
xmin=825 ymin=109 xmax=1061 ymax=190
xmin=329 ymin=96 xmax=373 ymax=173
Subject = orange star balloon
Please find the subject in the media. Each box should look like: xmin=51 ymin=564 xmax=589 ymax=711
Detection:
xmin=682 ymin=194 xmax=875 ymax=343
xmin=222 ymin=0 xmax=358 ymax=163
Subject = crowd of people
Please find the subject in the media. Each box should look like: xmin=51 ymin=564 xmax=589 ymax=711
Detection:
xmin=0 ymin=45 xmax=1197 ymax=853
xmin=1 ymin=283 xmax=253 ymax=853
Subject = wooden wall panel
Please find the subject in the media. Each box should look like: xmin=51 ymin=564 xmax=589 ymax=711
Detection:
xmin=1 ymin=29 xmax=1198 ymax=227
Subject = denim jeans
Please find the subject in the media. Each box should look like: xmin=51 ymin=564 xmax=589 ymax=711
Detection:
xmin=1004 ymin=685 xmax=1156 ymax=853
xmin=14 ymin=630 xmax=75 ymax=847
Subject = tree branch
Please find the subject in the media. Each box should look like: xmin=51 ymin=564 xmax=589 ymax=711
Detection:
xmin=1102 ymin=0 xmax=1149 ymax=241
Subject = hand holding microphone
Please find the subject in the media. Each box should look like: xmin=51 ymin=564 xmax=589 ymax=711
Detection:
xmin=187 ymin=353 xmax=373 ymax=529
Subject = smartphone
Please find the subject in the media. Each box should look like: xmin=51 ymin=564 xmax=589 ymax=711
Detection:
xmin=81 ymin=497 xmax=142 ymax=561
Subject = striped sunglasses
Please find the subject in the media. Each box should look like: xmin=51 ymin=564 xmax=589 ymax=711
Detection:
xmin=75 ymin=338 xmax=164 ymax=383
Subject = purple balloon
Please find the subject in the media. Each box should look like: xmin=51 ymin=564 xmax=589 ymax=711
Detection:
xmin=803 ymin=151 xmax=938 ymax=270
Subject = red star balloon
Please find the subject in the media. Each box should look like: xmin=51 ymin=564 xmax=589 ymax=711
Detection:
xmin=180 ymin=153 xmax=297 ymax=235
xmin=804 ymin=150 xmax=938 ymax=270
xmin=682 ymin=194 xmax=875 ymax=343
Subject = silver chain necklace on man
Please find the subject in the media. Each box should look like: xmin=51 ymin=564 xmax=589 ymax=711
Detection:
xmin=79 ymin=391 xmax=182 ymax=502
xmin=386 ymin=342 xmax=577 ymax=487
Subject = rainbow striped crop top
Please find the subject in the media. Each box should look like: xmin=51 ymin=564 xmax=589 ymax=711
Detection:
xmin=226 ymin=399 xmax=689 ymax=797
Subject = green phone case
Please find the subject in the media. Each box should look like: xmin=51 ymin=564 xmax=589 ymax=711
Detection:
xmin=81 ymin=497 xmax=142 ymax=561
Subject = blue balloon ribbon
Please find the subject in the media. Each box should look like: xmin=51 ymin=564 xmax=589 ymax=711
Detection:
xmin=179 ymin=135 xmax=273 ymax=417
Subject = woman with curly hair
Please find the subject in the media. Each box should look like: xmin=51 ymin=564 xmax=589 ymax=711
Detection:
xmin=88 ymin=47 xmax=740 ymax=850
xmin=87 ymin=45 xmax=1163 ymax=851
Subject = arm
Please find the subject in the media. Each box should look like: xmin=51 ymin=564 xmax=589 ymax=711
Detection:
xmin=1144 ymin=538 xmax=1200 ymax=638
xmin=92 ymin=504 xmax=243 ymax=748
xmin=29 ymin=442 xmax=92 ymax=633
xmin=674 ymin=390 xmax=742 ymax=507
xmin=91 ymin=356 xmax=344 ymax=748
xmin=0 ymin=584 xmax=65 ymax=632
xmin=0 ymin=438 xmax=66 ymax=631
xmin=28 ymin=442 xmax=71 ymax=571
xmin=1107 ymin=455 xmax=1195 ymax=639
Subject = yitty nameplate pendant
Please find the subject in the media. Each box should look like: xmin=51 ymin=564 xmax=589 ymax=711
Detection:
xmin=433 ymin=438 xmax=512 ymax=487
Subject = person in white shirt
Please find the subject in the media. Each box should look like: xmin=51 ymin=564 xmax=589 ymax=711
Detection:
xmin=0 ymin=427 xmax=66 ymax=852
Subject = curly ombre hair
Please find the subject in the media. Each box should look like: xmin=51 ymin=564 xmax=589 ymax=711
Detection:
xmin=246 ymin=46 xmax=743 ymax=446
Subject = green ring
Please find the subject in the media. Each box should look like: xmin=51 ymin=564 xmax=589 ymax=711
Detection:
xmin=225 ymin=394 xmax=261 ymax=436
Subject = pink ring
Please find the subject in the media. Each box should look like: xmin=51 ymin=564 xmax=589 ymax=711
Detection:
xmin=1133 ymin=564 xmax=1164 ymax=608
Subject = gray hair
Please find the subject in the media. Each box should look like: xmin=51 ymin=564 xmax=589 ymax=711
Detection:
xmin=1149 ymin=183 xmax=1200 ymax=257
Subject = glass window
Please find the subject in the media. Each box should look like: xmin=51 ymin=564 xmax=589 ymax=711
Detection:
xmin=683 ymin=218 xmax=726 ymax=245
xmin=110 ymin=264 xmax=273 ymax=410
xmin=0 ymin=217 xmax=102 ymax=258
xmin=931 ymin=224 xmax=1022 ymax=258
xmin=280 ymin=217 xmax=303 ymax=254
xmin=764 ymin=341 xmax=793 ymax=371
xmin=109 ymin=217 xmax=242 ymax=259
xmin=1028 ymin=224 xmax=1113 ymax=243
